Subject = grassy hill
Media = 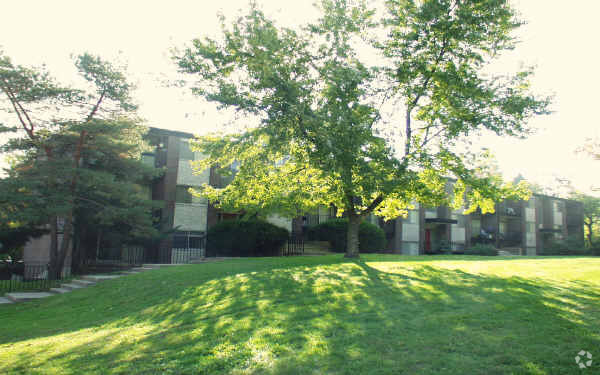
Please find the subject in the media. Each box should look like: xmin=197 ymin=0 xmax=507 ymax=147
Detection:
xmin=1 ymin=255 xmax=599 ymax=374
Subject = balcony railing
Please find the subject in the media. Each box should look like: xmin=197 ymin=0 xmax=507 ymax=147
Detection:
xmin=499 ymin=205 xmax=521 ymax=217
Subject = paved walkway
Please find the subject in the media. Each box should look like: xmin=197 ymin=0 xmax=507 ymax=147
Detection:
xmin=1 ymin=264 xmax=168 ymax=304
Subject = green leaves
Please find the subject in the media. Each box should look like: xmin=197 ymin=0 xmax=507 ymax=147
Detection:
xmin=177 ymin=0 xmax=548 ymax=227
xmin=382 ymin=0 xmax=550 ymax=139
xmin=75 ymin=53 xmax=136 ymax=112
xmin=0 ymin=51 xmax=159 ymax=249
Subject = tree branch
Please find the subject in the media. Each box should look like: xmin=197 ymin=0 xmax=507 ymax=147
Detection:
xmin=0 ymin=79 xmax=35 ymax=138
xmin=75 ymin=196 xmax=108 ymax=208
xmin=405 ymin=108 xmax=412 ymax=156
xmin=419 ymin=126 xmax=445 ymax=150
xmin=86 ymin=90 xmax=106 ymax=122
xmin=404 ymin=31 xmax=449 ymax=158
xmin=361 ymin=194 xmax=384 ymax=217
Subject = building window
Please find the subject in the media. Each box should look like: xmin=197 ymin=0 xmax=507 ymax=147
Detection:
xmin=176 ymin=185 xmax=193 ymax=204
xmin=471 ymin=219 xmax=481 ymax=236
xmin=179 ymin=140 xmax=195 ymax=161
xmin=403 ymin=210 xmax=418 ymax=224
xmin=173 ymin=231 xmax=205 ymax=249
xmin=553 ymin=201 xmax=562 ymax=213
xmin=499 ymin=221 xmax=507 ymax=235
xmin=526 ymin=222 xmax=535 ymax=233
xmin=425 ymin=208 xmax=437 ymax=219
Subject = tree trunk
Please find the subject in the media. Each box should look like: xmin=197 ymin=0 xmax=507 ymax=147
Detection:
xmin=72 ymin=228 xmax=82 ymax=274
xmin=55 ymin=213 xmax=74 ymax=279
xmin=96 ymin=229 xmax=102 ymax=261
xmin=586 ymin=221 xmax=593 ymax=247
xmin=48 ymin=216 xmax=59 ymax=280
xmin=345 ymin=212 xmax=361 ymax=258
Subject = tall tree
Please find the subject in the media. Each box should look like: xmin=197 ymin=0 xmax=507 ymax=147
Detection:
xmin=570 ymin=193 xmax=600 ymax=247
xmin=175 ymin=0 xmax=549 ymax=257
xmin=0 ymin=52 xmax=158 ymax=276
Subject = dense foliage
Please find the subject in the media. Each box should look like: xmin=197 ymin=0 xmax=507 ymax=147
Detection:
xmin=307 ymin=218 xmax=386 ymax=253
xmin=206 ymin=219 xmax=289 ymax=257
xmin=176 ymin=0 xmax=548 ymax=258
xmin=539 ymin=235 xmax=588 ymax=256
xmin=570 ymin=193 xmax=600 ymax=247
xmin=0 ymin=52 xmax=160 ymax=275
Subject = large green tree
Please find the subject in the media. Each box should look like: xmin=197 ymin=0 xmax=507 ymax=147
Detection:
xmin=570 ymin=193 xmax=600 ymax=247
xmin=175 ymin=0 xmax=549 ymax=257
xmin=0 ymin=52 xmax=158 ymax=276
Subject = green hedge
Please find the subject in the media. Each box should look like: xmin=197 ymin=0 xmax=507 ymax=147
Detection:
xmin=538 ymin=235 xmax=588 ymax=256
xmin=464 ymin=244 xmax=498 ymax=256
xmin=307 ymin=218 xmax=386 ymax=253
xmin=206 ymin=219 xmax=289 ymax=257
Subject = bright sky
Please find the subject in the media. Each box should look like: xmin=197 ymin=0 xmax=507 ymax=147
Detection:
xmin=1 ymin=0 xmax=599 ymax=194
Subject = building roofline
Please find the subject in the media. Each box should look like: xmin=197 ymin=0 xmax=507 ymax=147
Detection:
xmin=532 ymin=193 xmax=581 ymax=204
xmin=148 ymin=127 xmax=196 ymax=139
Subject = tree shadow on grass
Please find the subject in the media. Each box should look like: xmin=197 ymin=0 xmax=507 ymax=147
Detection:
xmin=1 ymin=255 xmax=599 ymax=374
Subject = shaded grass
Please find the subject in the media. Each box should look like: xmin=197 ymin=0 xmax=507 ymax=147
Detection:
xmin=0 ymin=255 xmax=599 ymax=374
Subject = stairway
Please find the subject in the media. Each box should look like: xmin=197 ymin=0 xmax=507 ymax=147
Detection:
xmin=2 ymin=265 xmax=167 ymax=304
xmin=498 ymin=247 xmax=523 ymax=256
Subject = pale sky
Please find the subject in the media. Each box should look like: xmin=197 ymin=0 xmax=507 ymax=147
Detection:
xmin=1 ymin=0 xmax=599 ymax=194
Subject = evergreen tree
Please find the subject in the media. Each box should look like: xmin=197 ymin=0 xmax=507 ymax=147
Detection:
xmin=0 ymin=52 xmax=159 ymax=276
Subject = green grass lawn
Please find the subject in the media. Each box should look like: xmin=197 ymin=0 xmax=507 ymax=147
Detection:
xmin=1 ymin=255 xmax=599 ymax=374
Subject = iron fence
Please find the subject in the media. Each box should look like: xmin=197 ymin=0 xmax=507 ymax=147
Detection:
xmin=0 ymin=262 xmax=68 ymax=294
xmin=84 ymin=247 xmax=145 ymax=267
xmin=143 ymin=247 xmax=171 ymax=264
xmin=281 ymin=235 xmax=304 ymax=256
xmin=171 ymin=248 xmax=205 ymax=264
xmin=122 ymin=247 xmax=145 ymax=265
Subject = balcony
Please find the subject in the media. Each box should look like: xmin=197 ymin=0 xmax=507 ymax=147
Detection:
xmin=499 ymin=203 xmax=521 ymax=218
xmin=173 ymin=203 xmax=208 ymax=232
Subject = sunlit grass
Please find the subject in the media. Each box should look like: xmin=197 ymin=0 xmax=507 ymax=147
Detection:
xmin=1 ymin=255 xmax=599 ymax=374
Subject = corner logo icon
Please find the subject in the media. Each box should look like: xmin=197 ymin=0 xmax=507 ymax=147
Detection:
xmin=576 ymin=350 xmax=592 ymax=369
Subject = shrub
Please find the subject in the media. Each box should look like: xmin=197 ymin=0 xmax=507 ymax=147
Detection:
xmin=464 ymin=244 xmax=498 ymax=256
xmin=589 ymin=244 xmax=600 ymax=256
xmin=540 ymin=235 xmax=589 ymax=256
xmin=206 ymin=219 xmax=290 ymax=257
xmin=307 ymin=218 xmax=386 ymax=253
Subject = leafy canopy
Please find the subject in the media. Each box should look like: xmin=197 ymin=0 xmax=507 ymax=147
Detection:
xmin=0 ymin=51 xmax=160 ymax=251
xmin=175 ymin=0 xmax=548 ymax=222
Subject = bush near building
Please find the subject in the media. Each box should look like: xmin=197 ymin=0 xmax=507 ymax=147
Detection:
xmin=540 ymin=235 xmax=589 ymax=256
xmin=307 ymin=219 xmax=386 ymax=253
xmin=206 ymin=219 xmax=289 ymax=257
xmin=464 ymin=244 xmax=498 ymax=256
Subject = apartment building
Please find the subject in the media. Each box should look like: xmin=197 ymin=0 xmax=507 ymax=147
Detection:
xmin=21 ymin=127 xmax=584 ymax=272
xmin=146 ymin=127 xmax=584 ymax=257
xmin=302 ymin=195 xmax=584 ymax=256
xmin=143 ymin=128 xmax=292 ymax=259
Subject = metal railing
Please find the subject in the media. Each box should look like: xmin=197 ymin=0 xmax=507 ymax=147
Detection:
xmin=281 ymin=235 xmax=304 ymax=256
xmin=84 ymin=247 xmax=145 ymax=267
xmin=0 ymin=262 xmax=69 ymax=294
xmin=122 ymin=247 xmax=145 ymax=265
xmin=171 ymin=248 xmax=205 ymax=264
xmin=425 ymin=241 xmax=466 ymax=254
